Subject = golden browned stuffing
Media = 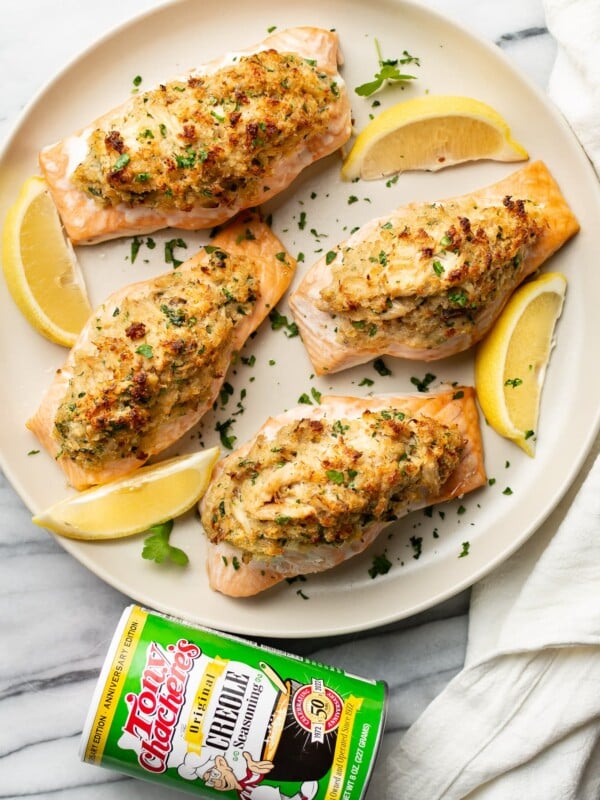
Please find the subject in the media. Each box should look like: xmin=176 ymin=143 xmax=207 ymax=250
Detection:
xmin=201 ymin=409 xmax=464 ymax=559
xmin=72 ymin=50 xmax=344 ymax=212
xmin=317 ymin=196 xmax=547 ymax=350
xmin=54 ymin=247 xmax=258 ymax=467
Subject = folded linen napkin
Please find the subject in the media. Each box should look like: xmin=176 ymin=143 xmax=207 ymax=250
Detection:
xmin=364 ymin=6 xmax=600 ymax=796
xmin=366 ymin=448 xmax=600 ymax=799
xmin=545 ymin=0 xmax=600 ymax=176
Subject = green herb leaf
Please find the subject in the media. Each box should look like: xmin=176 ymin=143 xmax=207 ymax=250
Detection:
xmin=113 ymin=153 xmax=130 ymax=171
xmin=130 ymin=235 xmax=143 ymax=264
xmin=215 ymin=418 xmax=236 ymax=450
xmin=326 ymin=469 xmax=345 ymax=484
xmin=410 ymin=372 xmax=436 ymax=392
xmin=141 ymin=520 xmax=189 ymax=567
xmin=269 ymin=308 xmax=299 ymax=338
xmin=136 ymin=344 xmax=153 ymax=358
xmin=355 ymin=40 xmax=419 ymax=97
xmin=160 ymin=304 xmax=186 ymax=327
xmin=165 ymin=238 xmax=187 ymax=268
xmin=368 ymin=553 xmax=392 ymax=578
xmin=373 ymin=358 xmax=392 ymax=376
xmin=458 ymin=541 xmax=470 ymax=558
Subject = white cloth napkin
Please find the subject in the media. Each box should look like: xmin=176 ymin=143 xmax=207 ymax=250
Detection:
xmin=545 ymin=0 xmax=600 ymax=175
xmin=366 ymin=4 xmax=600 ymax=796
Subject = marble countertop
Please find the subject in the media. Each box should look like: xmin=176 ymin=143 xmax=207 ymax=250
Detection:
xmin=0 ymin=1 xmax=561 ymax=797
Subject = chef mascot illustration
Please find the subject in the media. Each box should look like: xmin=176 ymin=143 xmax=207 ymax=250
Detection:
xmin=178 ymin=750 xmax=319 ymax=800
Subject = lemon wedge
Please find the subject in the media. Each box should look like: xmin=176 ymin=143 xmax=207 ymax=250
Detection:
xmin=342 ymin=94 xmax=528 ymax=181
xmin=32 ymin=447 xmax=220 ymax=540
xmin=474 ymin=272 xmax=567 ymax=457
xmin=2 ymin=175 xmax=92 ymax=347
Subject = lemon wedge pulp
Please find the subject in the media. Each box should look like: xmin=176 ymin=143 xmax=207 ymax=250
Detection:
xmin=2 ymin=175 xmax=92 ymax=347
xmin=342 ymin=94 xmax=528 ymax=181
xmin=474 ymin=272 xmax=567 ymax=457
xmin=33 ymin=447 xmax=221 ymax=540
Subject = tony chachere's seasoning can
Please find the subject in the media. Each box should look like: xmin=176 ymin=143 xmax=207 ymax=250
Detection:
xmin=81 ymin=605 xmax=387 ymax=800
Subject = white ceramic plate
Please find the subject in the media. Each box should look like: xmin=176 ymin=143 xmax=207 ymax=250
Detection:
xmin=1 ymin=0 xmax=599 ymax=638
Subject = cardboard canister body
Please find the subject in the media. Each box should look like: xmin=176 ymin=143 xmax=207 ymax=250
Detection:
xmin=80 ymin=605 xmax=387 ymax=799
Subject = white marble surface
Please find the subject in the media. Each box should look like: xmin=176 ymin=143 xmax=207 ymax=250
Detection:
xmin=0 ymin=1 xmax=562 ymax=797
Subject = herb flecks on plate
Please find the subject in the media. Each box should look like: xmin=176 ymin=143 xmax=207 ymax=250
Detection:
xmin=355 ymin=38 xmax=419 ymax=97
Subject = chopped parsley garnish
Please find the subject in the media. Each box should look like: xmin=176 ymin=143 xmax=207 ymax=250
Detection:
xmin=135 ymin=344 xmax=153 ymax=358
xmin=448 ymin=289 xmax=468 ymax=306
xmin=311 ymin=387 xmax=322 ymax=404
xmin=298 ymin=393 xmax=312 ymax=404
xmin=142 ymin=520 xmax=189 ymax=567
xmin=503 ymin=486 xmax=514 ymax=495
xmin=325 ymin=250 xmax=337 ymax=265
xmin=355 ymin=39 xmax=419 ymax=96
xmin=348 ymin=195 xmax=359 ymax=204
xmin=359 ymin=377 xmax=374 ymax=387
xmin=132 ymin=75 xmax=143 ymax=87
xmin=269 ymin=308 xmax=299 ymax=338
xmin=410 ymin=535 xmax=423 ymax=559
xmin=298 ymin=211 xmax=307 ymax=230
xmin=368 ymin=553 xmax=392 ymax=578
xmin=113 ymin=153 xmax=130 ymax=171
xmin=505 ymin=377 xmax=523 ymax=388
xmin=160 ymin=304 xmax=186 ymax=327
xmin=373 ymin=358 xmax=392 ymax=376
xmin=215 ymin=418 xmax=237 ymax=449
xmin=165 ymin=238 xmax=187 ymax=268
xmin=452 ymin=390 xmax=465 ymax=400
xmin=432 ymin=260 xmax=445 ymax=276
xmin=326 ymin=469 xmax=345 ymax=484
xmin=275 ymin=515 xmax=291 ymax=525
xmin=130 ymin=235 xmax=143 ymax=264
xmin=410 ymin=372 xmax=436 ymax=392
xmin=458 ymin=541 xmax=470 ymax=558
xmin=219 ymin=382 xmax=234 ymax=407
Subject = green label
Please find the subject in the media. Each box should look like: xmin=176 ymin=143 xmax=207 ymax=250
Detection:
xmin=81 ymin=606 xmax=386 ymax=800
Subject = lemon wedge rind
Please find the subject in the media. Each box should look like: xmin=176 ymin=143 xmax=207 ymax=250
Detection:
xmin=32 ymin=447 xmax=221 ymax=540
xmin=342 ymin=94 xmax=529 ymax=181
xmin=2 ymin=175 xmax=92 ymax=347
xmin=474 ymin=272 xmax=567 ymax=457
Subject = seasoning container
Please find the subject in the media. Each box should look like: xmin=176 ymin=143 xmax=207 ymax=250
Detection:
xmin=80 ymin=605 xmax=387 ymax=799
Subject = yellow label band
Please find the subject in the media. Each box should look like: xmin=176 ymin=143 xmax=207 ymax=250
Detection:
xmin=84 ymin=606 xmax=147 ymax=764
xmin=184 ymin=658 xmax=228 ymax=753
xmin=325 ymin=696 xmax=363 ymax=800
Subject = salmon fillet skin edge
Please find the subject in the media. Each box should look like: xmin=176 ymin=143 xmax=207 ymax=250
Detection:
xmin=38 ymin=27 xmax=351 ymax=244
xmin=289 ymin=161 xmax=579 ymax=374
xmin=200 ymin=387 xmax=486 ymax=597
xmin=26 ymin=212 xmax=296 ymax=489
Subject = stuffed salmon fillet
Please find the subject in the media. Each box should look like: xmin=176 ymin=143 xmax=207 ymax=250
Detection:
xmin=289 ymin=161 xmax=579 ymax=374
xmin=200 ymin=387 xmax=485 ymax=597
xmin=38 ymin=27 xmax=351 ymax=245
xmin=26 ymin=213 xmax=295 ymax=489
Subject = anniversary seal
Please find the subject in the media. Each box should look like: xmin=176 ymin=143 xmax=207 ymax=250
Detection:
xmin=80 ymin=605 xmax=387 ymax=799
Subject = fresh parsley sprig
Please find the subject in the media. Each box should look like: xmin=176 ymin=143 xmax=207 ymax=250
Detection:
xmin=142 ymin=520 xmax=189 ymax=566
xmin=355 ymin=39 xmax=420 ymax=97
